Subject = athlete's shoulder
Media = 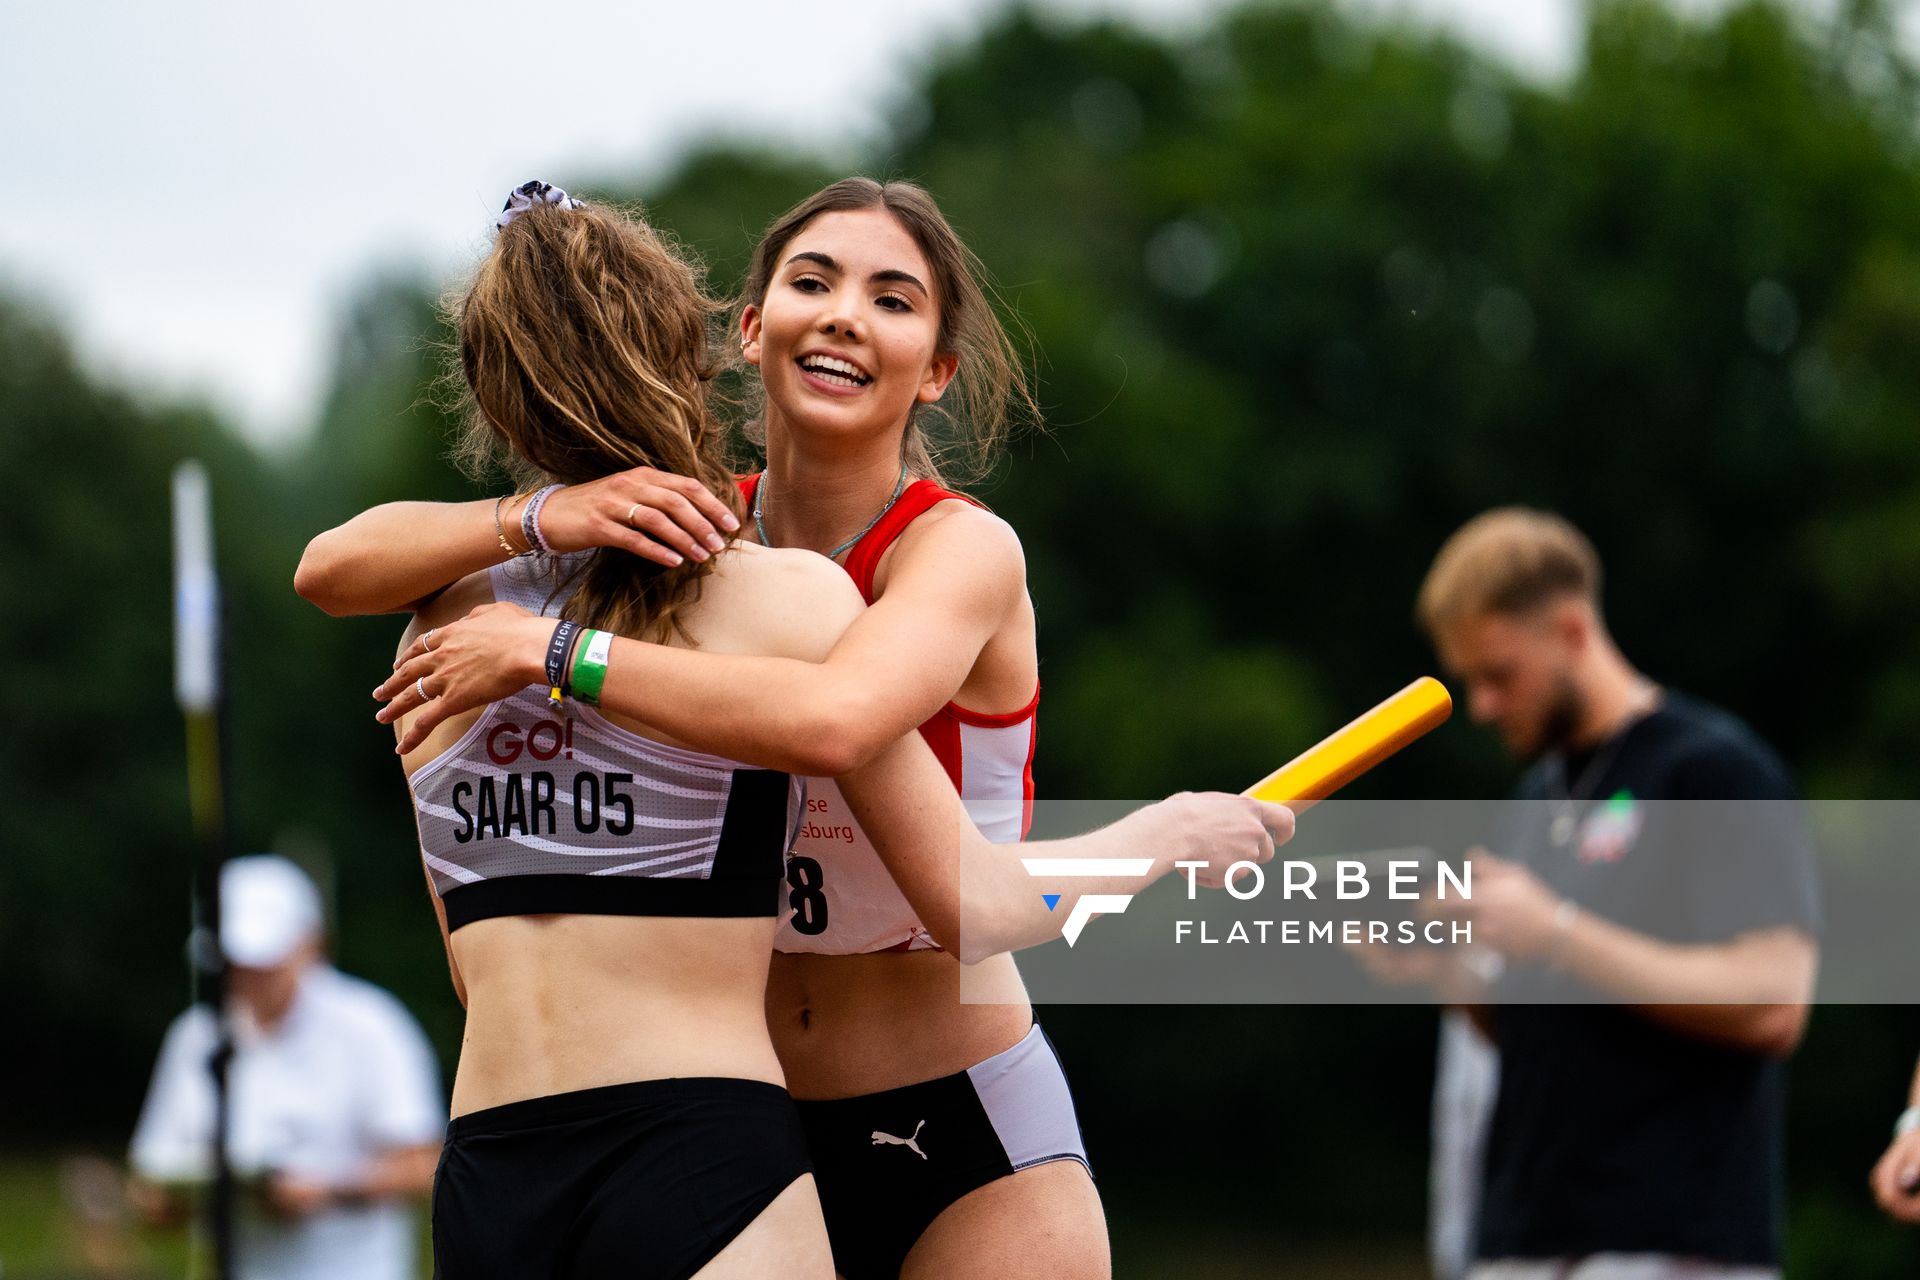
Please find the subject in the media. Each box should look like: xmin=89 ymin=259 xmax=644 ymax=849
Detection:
xmin=405 ymin=570 xmax=497 ymax=647
xmin=893 ymin=492 xmax=1026 ymax=578
xmin=716 ymin=540 xmax=860 ymax=600
xmin=712 ymin=541 xmax=864 ymax=662
xmin=909 ymin=487 xmax=1019 ymax=539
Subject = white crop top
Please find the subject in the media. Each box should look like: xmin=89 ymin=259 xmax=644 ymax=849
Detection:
xmin=406 ymin=556 xmax=803 ymax=930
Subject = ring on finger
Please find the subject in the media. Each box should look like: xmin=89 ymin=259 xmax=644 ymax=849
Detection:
xmin=417 ymin=676 xmax=435 ymax=701
xmin=625 ymin=503 xmax=642 ymax=526
xmin=424 ymin=628 xmax=437 ymax=650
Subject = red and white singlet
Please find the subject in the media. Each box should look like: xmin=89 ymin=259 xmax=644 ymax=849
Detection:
xmin=742 ymin=475 xmax=1038 ymax=955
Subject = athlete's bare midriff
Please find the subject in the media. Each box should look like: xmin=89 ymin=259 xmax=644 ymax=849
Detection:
xmin=451 ymin=914 xmax=787 ymax=1118
xmin=766 ymin=950 xmax=1034 ymax=1099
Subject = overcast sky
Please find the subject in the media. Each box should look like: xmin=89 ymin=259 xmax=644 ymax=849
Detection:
xmin=0 ymin=0 xmax=1682 ymax=446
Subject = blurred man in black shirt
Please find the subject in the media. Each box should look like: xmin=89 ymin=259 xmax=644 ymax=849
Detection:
xmin=1414 ymin=508 xmax=1820 ymax=1280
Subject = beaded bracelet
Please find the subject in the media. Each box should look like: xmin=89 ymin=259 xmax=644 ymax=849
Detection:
xmin=521 ymin=483 xmax=564 ymax=557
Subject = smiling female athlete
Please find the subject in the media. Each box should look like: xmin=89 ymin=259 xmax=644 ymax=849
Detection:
xmin=305 ymin=178 xmax=1289 ymax=1279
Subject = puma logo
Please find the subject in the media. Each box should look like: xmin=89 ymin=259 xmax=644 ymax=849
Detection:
xmin=870 ymin=1119 xmax=928 ymax=1160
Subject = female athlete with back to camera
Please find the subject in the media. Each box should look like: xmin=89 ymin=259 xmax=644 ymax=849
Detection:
xmin=309 ymin=179 xmax=1289 ymax=1280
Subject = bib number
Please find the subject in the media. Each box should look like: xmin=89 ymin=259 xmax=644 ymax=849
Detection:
xmin=786 ymin=856 xmax=829 ymax=936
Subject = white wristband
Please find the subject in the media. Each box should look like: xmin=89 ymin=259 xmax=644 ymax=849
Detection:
xmin=1896 ymin=1106 xmax=1920 ymax=1139
xmin=583 ymin=629 xmax=613 ymax=668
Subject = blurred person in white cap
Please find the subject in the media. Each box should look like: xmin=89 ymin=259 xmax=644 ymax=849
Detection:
xmin=127 ymin=854 xmax=444 ymax=1280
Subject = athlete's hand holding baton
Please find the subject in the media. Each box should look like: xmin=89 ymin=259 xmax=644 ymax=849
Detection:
xmin=872 ymin=786 xmax=1296 ymax=963
xmin=979 ymin=679 xmax=1451 ymax=956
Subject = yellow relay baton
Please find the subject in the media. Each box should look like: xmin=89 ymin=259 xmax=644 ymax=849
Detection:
xmin=1243 ymin=677 xmax=1453 ymax=809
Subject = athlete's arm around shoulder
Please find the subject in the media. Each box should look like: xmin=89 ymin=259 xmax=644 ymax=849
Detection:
xmin=623 ymin=499 xmax=1031 ymax=772
xmin=376 ymin=500 xmax=1028 ymax=774
xmin=297 ymin=501 xmax=509 ymax=617
xmin=294 ymin=469 xmax=739 ymax=617
xmin=616 ymin=499 xmax=1029 ymax=771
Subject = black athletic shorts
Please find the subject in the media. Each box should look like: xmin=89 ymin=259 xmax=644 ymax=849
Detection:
xmin=432 ymin=1076 xmax=812 ymax=1280
xmin=796 ymin=1024 xmax=1092 ymax=1280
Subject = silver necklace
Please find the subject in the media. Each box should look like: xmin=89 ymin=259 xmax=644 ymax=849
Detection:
xmin=1547 ymin=682 xmax=1661 ymax=846
xmin=753 ymin=464 xmax=910 ymax=560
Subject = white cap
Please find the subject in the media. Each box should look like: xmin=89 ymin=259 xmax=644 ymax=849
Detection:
xmin=220 ymin=855 xmax=322 ymax=968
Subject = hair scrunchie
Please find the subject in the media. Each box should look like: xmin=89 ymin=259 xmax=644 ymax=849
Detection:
xmin=496 ymin=180 xmax=584 ymax=230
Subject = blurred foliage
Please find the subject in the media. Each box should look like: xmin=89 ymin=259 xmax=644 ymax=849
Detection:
xmin=6 ymin=0 xmax=1920 ymax=1273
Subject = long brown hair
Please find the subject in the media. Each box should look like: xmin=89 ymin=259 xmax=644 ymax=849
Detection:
xmin=737 ymin=177 xmax=1040 ymax=484
xmin=447 ymin=195 xmax=737 ymax=642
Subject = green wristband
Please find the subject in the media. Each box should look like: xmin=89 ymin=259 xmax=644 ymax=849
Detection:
xmin=571 ymin=629 xmax=612 ymax=705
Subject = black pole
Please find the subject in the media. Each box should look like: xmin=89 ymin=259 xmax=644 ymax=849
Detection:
xmin=174 ymin=462 xmax=235 ymax=1280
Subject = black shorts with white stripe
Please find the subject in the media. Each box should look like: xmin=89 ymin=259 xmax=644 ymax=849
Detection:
xmin=795 ymin=1023 xmax=1091 ymax=1280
